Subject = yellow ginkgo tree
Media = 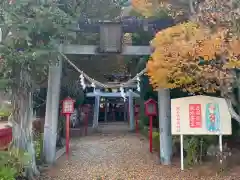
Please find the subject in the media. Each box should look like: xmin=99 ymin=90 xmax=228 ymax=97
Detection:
xmin=145 ymin=0 xmax=240 ymax=122
xmin=147 ymin=22 xmax=240 ymax=92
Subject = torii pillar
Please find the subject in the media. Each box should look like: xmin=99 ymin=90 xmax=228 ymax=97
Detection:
xmin=128 ymin=91 xmax=135 ymax=131
xmin=158 ymin=89 xmax=172 ymax=165
xmin=93 ymin=89 xmax=100 ymax=129
xmin=43 ymin=44 xmax=63 ymax=164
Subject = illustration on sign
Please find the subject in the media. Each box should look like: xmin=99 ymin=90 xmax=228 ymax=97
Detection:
xmin=206 ymin=103 xmax=220 ymax=132
xmin=189 ymin=104 xmax=202 ymax=128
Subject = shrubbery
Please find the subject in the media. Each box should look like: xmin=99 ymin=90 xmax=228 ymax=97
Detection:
xmin=0 ymin=148 xmax=30 ymax=180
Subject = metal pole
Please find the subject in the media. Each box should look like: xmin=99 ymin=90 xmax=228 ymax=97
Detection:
xmin=84 ymin=112 xmax=88 ymax=136
xmin=219 ymin=135 xmax=223 ymax=152
xmin=66 ymin=113 xmax=70 ymax=159
xmin=135 ymin=112 xmax=139 ymax=134
xmin=180 ymin=134 xmax=184 ymax=170
xmin=149 ymin=115 xmax=153 ymax=153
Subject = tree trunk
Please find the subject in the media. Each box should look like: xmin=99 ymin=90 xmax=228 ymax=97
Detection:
xmin=10 ymin=67 xmax=39 ymax=178
xmin=226 ymin=98 xmax=240 ymax=123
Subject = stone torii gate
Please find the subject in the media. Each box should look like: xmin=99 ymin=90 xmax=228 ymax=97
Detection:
xmin=43 ymin=18 xmax=173 ymax=165
xmin=86 ymin=89 xmax=140 ymax=130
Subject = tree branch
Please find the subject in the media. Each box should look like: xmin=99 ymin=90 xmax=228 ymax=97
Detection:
xmin=189 ymin=0 xmax=196 ymax=14
xmin=226 ymin=98 xmax=240 ymax=123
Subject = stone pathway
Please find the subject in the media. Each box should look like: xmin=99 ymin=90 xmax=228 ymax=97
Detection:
xmin=39 ymin=122 xmax=238 ymax=180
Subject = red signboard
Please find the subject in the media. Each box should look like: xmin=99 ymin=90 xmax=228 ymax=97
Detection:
xmin=189 ymin=104 xmax=202 ymax=128
xmin=62 ymin=97 xmax=75 ymax=114
xmin=144 ymin=99 xmax=157 ymax=116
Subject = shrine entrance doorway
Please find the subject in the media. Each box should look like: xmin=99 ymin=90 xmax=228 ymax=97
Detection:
xmin=86 ymin=90 xmax=140 ymax=128
xmin=99 ymin=97 xmax=127 ymax=122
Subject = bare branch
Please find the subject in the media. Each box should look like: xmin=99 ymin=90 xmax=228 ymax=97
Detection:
xmin=226 ymin=98 xmax=240 ymax=123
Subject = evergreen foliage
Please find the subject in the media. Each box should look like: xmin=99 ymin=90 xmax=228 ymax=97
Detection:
xmin=0 ymin=0 xmax=76 ymax=88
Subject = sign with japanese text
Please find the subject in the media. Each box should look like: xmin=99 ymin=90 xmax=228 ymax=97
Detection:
xmin=62 ymin=97 xmax=75 ymax=114
xmin=189 ymin=104 xmax=202 ymax=128
xmin=147 ymin=104 xmax=155 ymax=114
xmin=63 ymin=101 xmax=73 ymax=112
xmin=176 ymin=106 xmax=180 ymax=133
xmin=171 ymin=95 xmax=232 ymax=135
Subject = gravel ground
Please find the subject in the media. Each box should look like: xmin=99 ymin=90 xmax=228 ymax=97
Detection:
xmin=39 ymin=122 xmax=238 ymax=180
